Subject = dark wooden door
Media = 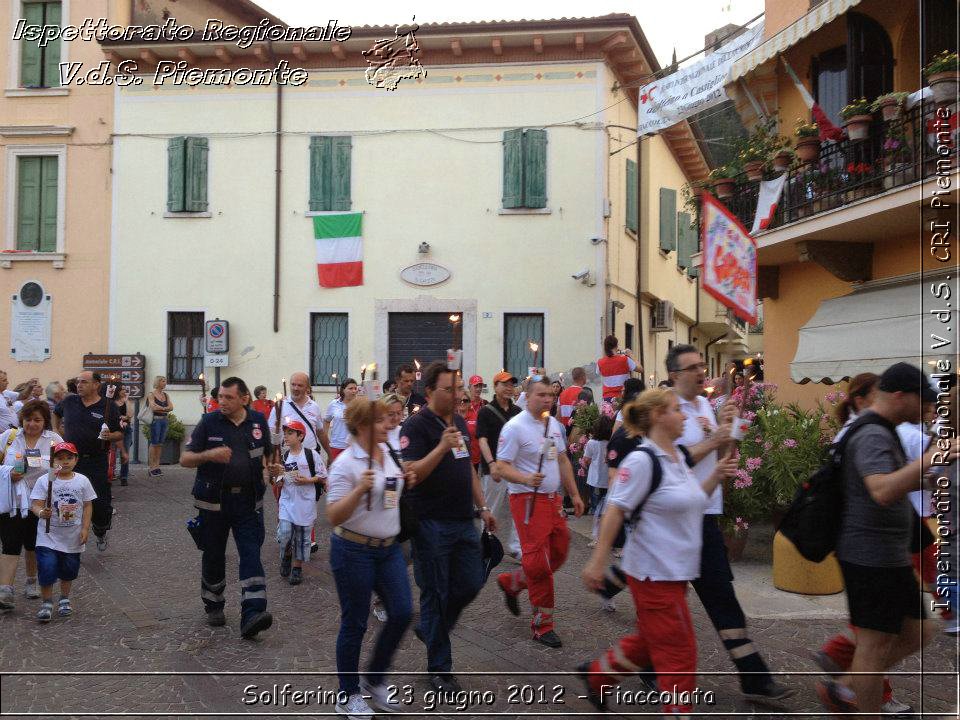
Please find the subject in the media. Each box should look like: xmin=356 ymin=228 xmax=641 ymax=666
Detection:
xmin=388 ymin=313 xmax=461 ymax=395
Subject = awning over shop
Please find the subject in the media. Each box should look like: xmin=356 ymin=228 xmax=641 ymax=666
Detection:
xmin=791 ymin=275 xmax=957 ymax=384
xmin=729 ymin=0 xmax=863 ymax=83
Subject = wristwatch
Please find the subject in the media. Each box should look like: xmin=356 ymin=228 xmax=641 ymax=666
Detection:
xmin=476 ymin=506 xmax=491 ymax=516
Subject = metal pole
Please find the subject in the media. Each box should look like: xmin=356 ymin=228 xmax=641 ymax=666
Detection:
xmin=214 ymin=367 xmax=221 ymax=391
xmin=133 ymin=398 xmax=141 ymax=464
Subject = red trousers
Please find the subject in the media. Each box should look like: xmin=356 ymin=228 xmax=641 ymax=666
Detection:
xmin=499 ymin=493 xmax=570 ymax=634
xmin=587 ymin=577 xmax=697 ymax=714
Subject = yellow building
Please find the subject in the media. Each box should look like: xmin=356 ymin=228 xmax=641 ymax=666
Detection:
xmin=0 ymin=0 xmax=280 ymax=388
xmin=718 ymin=0 xmax=957 ymax=406
xmin=102 ymin=15 xmax=713 ymax=423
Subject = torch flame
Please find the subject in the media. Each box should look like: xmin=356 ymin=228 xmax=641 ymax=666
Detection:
xmin=449 ymin=314 xmax=460 ymax=323
xmin=360 ymin=364 xmax=367 ymax=373
xmin=198 ymin=373 xmax=204 ymax=381
xmin=414 ymin=359 xmax=421 ymax=370
xmin=705 ymin=386 xmax=716 ymax=395
xmin=540 ymin=411 xmax=550 ymax=419
xmin=275 ymin=392 xmax=283 ymax=402
xmin=529 ymin=341 xmax=539 ymax=352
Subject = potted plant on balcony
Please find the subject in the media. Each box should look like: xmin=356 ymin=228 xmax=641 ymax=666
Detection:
xmin=882 ymin=125 xmax=913 ymax=188
xmin=794 ymin=119 xmax=820 ymax=162
xmin=843 ymin=161 xmax=878 ymax=202
xmin=739 ymin=143 xmax=766 ymax=181
xmin=871 ymin=91 xmax=909 ymax=122
xmin=772 ymin=147 xmax=795 ymax=172
xmin=708 ymin=164 xmax=738 ymax=199
xmin=924 ymin=50 xmax=959 ymax=105
xmin=839 ymin=98 xmax=873 ymax=140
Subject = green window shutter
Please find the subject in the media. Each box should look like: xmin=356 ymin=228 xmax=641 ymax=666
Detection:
xmin=625 ymin=159 xmax=638 ymax=232
xmin=330 ymin=136 xmax=352 ymax=211
xmin=659 ymin=187 xmax=677 ymax=252
xmin=184 ymin=137 xmax=209 ymax=212
xmin=677 ymin=212 xmax=692 ymax=269
xmin=16 ymin=157 xmax=42 ymax=251
xmin=39 ymin=155 xmax=58 ymax=251
xmin=687 ymin=218 xmax=701 ymax=278
xmin=309 ymin=136 xmax=326 ymax=211
xmin=167 ymin=137 xmax=186 ymax=212
xmin=41 ymin=2 xmax=61 ymax=87
xmin=522 ymin=129 xmax=547 ymax=209
xmin=19 ymin=3 xmax=44 ymax=88
xmin=502 ymin=128 xmax=523 ymax=208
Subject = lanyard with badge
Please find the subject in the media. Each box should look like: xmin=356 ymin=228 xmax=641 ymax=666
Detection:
xmin=432 ymin=415 xmax=470 ymax=459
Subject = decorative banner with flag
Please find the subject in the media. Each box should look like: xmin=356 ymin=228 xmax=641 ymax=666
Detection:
xmin=750 ymin=173 xmax=787 ymax=235
xmin=779 ymin=54 xmax=843 ymax=142
xmin=701 ymin=192 xmax=758 ymax=324
xmin=313 ymin=212 xmax=363 ymax=288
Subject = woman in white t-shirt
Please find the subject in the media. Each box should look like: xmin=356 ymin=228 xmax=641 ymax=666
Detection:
xmin=325 ymin=398 xmax=419 ymax=718
xmin=580 ymin=389 xmax=737 ymax=714
xmin=324 ymin=378 xmax=359 ymax=462
xmin=0 ymin=399 xmax=63 ymax=610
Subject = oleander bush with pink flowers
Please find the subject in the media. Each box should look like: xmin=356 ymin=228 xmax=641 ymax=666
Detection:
xmin=722 ymin=386 xmax=844 ymax=536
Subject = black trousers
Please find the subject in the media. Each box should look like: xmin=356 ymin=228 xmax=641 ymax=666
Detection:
xmin=75 ymin=456 xmax=111 ymax=539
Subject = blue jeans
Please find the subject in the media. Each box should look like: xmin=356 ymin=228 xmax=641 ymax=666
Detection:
xmin=199 ymin=491 xmax=267 ymax=623
xmin=277 ymin=520 xmax=311 ymax=563
xmin=329 ymin=534 xmax=412 ymax=694
xmin=150 ymin=417 xmax=169 ymax=446
xmin=35 ymin=546 xmax=81 ymax=585
xmin=411 ymin=518 xmax=483 ymax=673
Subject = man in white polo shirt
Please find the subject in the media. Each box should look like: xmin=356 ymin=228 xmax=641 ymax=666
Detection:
xmin=667 ymin=344 xmax=794 ymax=705
xmin=494 ymin=375 xmax=584 ymax=648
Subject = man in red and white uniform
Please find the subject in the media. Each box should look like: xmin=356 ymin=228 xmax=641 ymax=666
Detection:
xmin=463 ymin=375 xmax=488 ymax=469
xmin=597 ymin=335 xmax=639 ymax=402
xmin=557 ymin=367 xmax=589 ymax=428
xmin=495 ymin=375 xmax=584 ymax=648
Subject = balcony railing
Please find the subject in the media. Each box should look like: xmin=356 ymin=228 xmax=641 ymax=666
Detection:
xmin=708 ymin=101 xmax=953 ymax=232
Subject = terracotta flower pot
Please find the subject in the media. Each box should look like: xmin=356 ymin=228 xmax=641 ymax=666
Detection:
xmin=878 ymin=98 xmax=902 ymax=122
xmin=929 ymin=71 xmax=959 ymax=105
xmin=712 ymin=178 xmax=735 ymax=198
xmin=795 ymin=137 xmax=820 ymax=163
xmin=843 ymin=114 xmax=873 ymax=141
xmin=744 ymin=160 xmax=764 ymax=181
xmin=772 ymin=151 xmax=792 ymax=172
xmin=723 ymin=530 xmax=748 ymax=562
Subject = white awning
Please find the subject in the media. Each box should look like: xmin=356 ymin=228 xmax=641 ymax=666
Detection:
xmin=791 ymin=275 xmax=957 ymax=384
xmin=728 ymin=0 xmax=863 ymax=84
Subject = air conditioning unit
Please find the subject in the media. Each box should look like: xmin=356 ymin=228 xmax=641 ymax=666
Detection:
xmin=651 ymin=300 xmax=674 ymax=332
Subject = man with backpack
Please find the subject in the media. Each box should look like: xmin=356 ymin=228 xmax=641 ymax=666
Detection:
xmin=815 ymin=363 xmax=954 ymax=718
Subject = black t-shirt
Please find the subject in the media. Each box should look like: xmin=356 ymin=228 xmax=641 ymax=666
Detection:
xmin=403 ymin=392 xmax=428 ymax=416
xmin=606 ymin=427 xmax=642 ymax=470
xmin=475 ymin=399 xmax=522 ymax=475
xmin=54 ymin=394 xmax=122 ymax=457
xmin=187 ymin=409 xmax=272 ymax=488
xmin=400 ymin=406 xmax=474 ymax=520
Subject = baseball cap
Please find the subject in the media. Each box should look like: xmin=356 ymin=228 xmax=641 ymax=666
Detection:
xmin=52 ymin=441 xmax=78 ymax=456
xmin=282 ymin=418 xmax=307 ymax=435
xmin=878 ymin=362 xmax=936 ymax=403
xmin=469 ymin=375 xmax=485 ymax=387
xmin=492 ymin=371 xmax=518 ymax=385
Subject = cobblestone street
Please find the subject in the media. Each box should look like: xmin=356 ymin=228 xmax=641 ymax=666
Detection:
xmin=0 ymin=465 xmax=956 ymax=719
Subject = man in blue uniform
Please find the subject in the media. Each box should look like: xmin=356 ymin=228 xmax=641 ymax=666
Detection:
xmin=180 ymin=376 xmax=273 ymax=639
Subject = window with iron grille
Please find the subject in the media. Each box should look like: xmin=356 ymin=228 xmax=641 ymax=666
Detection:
xmin=311 ymin=313 xmax=348 ymax=386
xmin=167 ymin=312 xmax=204 ymax=384
xmin=503 ymin=313 xmax=544 ymax=380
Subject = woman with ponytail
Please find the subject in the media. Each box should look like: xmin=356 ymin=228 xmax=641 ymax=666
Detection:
xmin=579 ymin=389 xmax=737 ymax=714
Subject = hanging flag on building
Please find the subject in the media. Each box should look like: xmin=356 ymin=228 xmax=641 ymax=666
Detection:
xmin=701 ymin=192 xmax=758 ymax=324
xmin=636 ymin=22 xmax=764 ymax=136
xmin=313 ymin=212 xmax=363 ymax=288
xmin=750 ymin=173 xmax=788 ymax=234
xmin=779 ymin=55 xmax=843 ymax=142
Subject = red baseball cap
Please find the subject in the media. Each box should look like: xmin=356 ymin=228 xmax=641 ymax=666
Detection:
xmin=469 ymin=375 xmax=485 ymax=387
xmin=282 ymin=419 xmax=307 ymax=435
xmin=52 ymin=442 xmax=78 ymax=456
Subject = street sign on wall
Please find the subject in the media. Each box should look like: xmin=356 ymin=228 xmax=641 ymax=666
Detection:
xmin=205 ymin=320 xmax=229 ymax=354
xmin=82 ymin=354 xmax=146 ymax=399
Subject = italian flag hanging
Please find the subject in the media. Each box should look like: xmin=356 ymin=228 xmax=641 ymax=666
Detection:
xmin=313 ymin=212 xmax=363 ymax=288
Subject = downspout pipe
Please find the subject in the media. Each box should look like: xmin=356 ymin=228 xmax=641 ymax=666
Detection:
xmin=272 ymin=41 xmax=283 ymax=333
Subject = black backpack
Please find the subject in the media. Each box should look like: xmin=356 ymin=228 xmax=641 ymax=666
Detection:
xmin=283 ymin=448 xmax=324 ymax=501
xmin=778 ymin=413 xmax=896 ymax=563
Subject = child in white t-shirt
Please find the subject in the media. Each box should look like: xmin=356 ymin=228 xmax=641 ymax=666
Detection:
xmin=582 ymin=415 xmax=614 ymax=544
xmin=29 ymin=442 xmax=97 ymax=623
xmin=268 ymin=419 xmax=326 ymax=586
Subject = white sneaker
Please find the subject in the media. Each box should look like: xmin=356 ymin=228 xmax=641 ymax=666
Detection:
xmin=881 ymin=697 xmax=912 ymax=717
xmin=24 ymin=580 xmax=40 ymax=599
xmin=599 ymin=597 xmax=616 ymax=613
xmin=335 ymin=693 xmax=374 ymax=719
xmin=361 ymin=679 xmax=401 ymax=713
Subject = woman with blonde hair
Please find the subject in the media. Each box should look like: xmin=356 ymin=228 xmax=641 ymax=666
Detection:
xmin=326 ymin=398 xmax=418 ymax=717
xmin=146 ymin=375 xmax=173 ymax=477
xmin=580 ymin=388 xmax=737 ymax=714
